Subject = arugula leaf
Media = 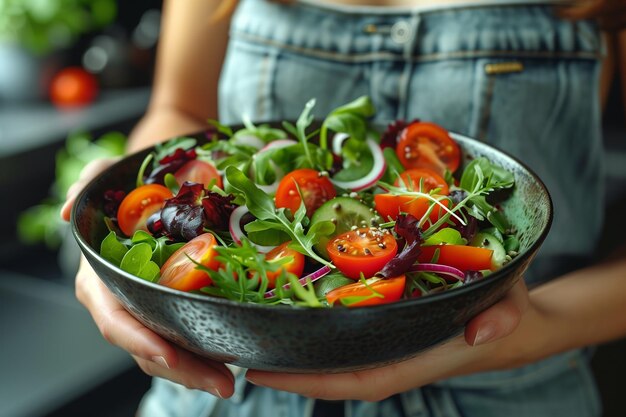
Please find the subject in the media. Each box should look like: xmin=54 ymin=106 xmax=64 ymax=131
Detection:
xmin=225 ymin=166 xmax=333 ymax=267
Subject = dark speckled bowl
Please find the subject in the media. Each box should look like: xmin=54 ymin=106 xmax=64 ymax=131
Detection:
xmin=71 ymin=127 xmax=552 ymax=373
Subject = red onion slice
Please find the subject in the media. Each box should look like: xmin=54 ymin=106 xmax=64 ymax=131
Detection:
xmin=409 ymin=263 xmax=465 ymax=282
xmin=264 ymin=265 xmax=332 ymax=298
xmin=330 ymin=136 xmax=386 ymax=191
xmin=229 ymin=205 xmax=276 ymax=253
xmin=232 ymin=134 xmax=266 ymax=150
xmin=258 ymin=139 xmax=297 ymax=153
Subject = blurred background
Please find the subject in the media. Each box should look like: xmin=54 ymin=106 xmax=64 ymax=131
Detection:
xmin=0 ymin=1 xmax=625 ymax=416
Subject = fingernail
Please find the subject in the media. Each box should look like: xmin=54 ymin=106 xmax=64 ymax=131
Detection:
xmin=151 ymin=355 xmax=170 ymax=369
xmin=60 ymin=200 xmax=72 ymax=220
xmin=472 ymin=322 xmax=497 ymax=346
xmin=205 ymin=386 xmax=225 ymax=399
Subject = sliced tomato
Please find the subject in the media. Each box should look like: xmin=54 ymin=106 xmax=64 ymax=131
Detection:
xmin=263 ymin=241 xmax=305 ymax=289
xmin=159 ymin=233 xmax=220 ymax=291
xmin=327 ymin=227 xmax=398 ymax=279
xmin=395 ymin=122 xmax=461 ymax=174
xmin=394 ymin=167 xmax=449 ymax=194
xmin=418 ymin=244 xmax=494 ymax=271
xmin=374 ymin=193 xmax=450 ymax=226
xmin=275 ymin=168 xmax=336 ymax=217
xmin=174 ymin=159 xmax=223 ymax=189
xmin=326 ymin=275 xmax=406 ymax=307
xmin=117 ymin=184 xmax=173 ymax=236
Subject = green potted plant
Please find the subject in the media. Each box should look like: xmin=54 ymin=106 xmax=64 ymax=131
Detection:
xmin=0 ymin=0 xmax=116 ymax=101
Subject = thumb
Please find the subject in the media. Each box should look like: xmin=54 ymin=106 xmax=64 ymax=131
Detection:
xmin=465 ymin=279 xmax=529 ymax=346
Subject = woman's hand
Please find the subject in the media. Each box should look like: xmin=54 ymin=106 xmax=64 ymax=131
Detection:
xmin=62 ymin=156 xmax=236 ymax=399
xmin=74 ymin=258 xmax=235 ymax=398
xmin=245 ymin=279 xmax=533 ymax=401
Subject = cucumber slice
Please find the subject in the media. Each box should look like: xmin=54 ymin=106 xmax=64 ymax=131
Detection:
xmin=470 ymin=232 xmax=507 ymax=269
xmin=310 ymin=196 xmax=379 ymax=259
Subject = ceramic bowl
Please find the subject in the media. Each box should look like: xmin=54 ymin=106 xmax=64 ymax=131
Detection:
xmin=71 ymin=127 xmax=552 ymax=373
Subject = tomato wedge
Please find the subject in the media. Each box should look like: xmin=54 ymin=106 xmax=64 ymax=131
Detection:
xmin=327 ymin=227 xmax=398 ymax=279
xmin=275 ymin=169 xmax=336 ymax=217
xmin=395 ymin=122 xmax=461 ymax=174
xmin=117 ymin=184 xmax=173 ymax=236
xmin=263 ymin=241 xmax=305 ymax=289
xmin=174 ymin=159 xmax=223 ymax=189
xmin=374 ymin=194 xmax=450 ymax=226
xmin=159 ymin=233 xmax=220 ymax=291
xmin=418 ymin=244 xmax=494 ymax=271
xmin=326 ymin=275 xmax=406 ymax=307
xmin=394 ymin=167 xmax=449 ymax=194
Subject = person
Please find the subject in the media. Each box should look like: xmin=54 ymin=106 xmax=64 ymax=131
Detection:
xmin=61 ymin=0 xmax=626 ymax=416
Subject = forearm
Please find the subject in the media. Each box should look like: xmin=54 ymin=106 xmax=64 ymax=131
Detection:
xmin=127 ymin=107 xmax=210 ymax=153
xmin=128 ymin=0 xmax=234 ymax=153
xmin=495 ymin=255 xmax=626 ymax=369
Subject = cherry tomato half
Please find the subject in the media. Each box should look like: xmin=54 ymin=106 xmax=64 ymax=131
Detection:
xmin=394 ymin=168 xmax=449 ymax=194
xmin=275 ymin=169 xmax=336 ymax=217
xmin=264 ymin=241 xmax=305 ymax=289
xmin=327 ymin=227 xmax=398 ymax=279
xmin=159 ymin=233 xmax=220 ymax=291
xmin=418 ymin=244 xmax=494 ymax=271
xmin=326 ymin=275 xmax=406 ymax=307
xmin=117 ymin=184 xmax=173 ymax=237
xmin=174 ymin=159 xmax=223 ymax=189
xmin=374 ymin=194 xmax=450 ymax=226
xmin=395 ymin=122 xmax=461 ymax=174
xmin=49 ymin=67 xmax=98 ymax=108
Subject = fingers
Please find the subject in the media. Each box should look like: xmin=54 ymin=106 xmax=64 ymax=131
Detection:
xmin=75 ymin=259 xmax=234 ymax=398
xmin=134 ymin=348 xmax=235 ymax=399
xmin=465 ymin=279 xmax=529 ymax=346
xmin=60 ymin=157 xmax=120 ymax=221
xmin=245 ymin=368 xmax=398 ymax=402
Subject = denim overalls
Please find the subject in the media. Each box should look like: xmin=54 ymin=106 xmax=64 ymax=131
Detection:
xmin=138 ymin=0 xmax=605 ymax=416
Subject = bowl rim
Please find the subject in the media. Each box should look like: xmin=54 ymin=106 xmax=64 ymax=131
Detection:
xmin=71 ymin=128 xmax=553 ymax=315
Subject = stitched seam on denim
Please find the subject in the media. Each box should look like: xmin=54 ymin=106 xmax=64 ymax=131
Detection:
xmin=231 ymin=32 xmax=602 ymax=64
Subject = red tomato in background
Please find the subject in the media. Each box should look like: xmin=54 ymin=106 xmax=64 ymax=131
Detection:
xmin=275 ymin=169 xmax=336 ymax=217
xmin=174 ymin=159 xmax=223 ymax=189
xmin=117 ymin=184 xmax=173 ymax=237
xmin=326 ymin=275 xmax=406 ymax=307
xmin=159 ymin=233 xmax=220 ymax=291
xmin=49 ymin=67 xmax=98 ymax=108
xmin=263 ymin=241 xmax=305 ymax=289
xmin=395 ymin=122 xmax=461 ymax=174
xmin=327 ymin=227 xmax=398 ymax=279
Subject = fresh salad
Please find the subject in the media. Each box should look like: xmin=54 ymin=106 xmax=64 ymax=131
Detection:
xmin=99 ymin=97 xmax=519 ymax=308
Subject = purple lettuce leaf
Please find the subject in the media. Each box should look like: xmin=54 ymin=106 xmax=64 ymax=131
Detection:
xmin=144 ymin=148 xmax=197 ymax=185
xmin=377 ymin=214 xmax=423 ymax=278
xmin=160 ymin=182 xmax=236 ymax=241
